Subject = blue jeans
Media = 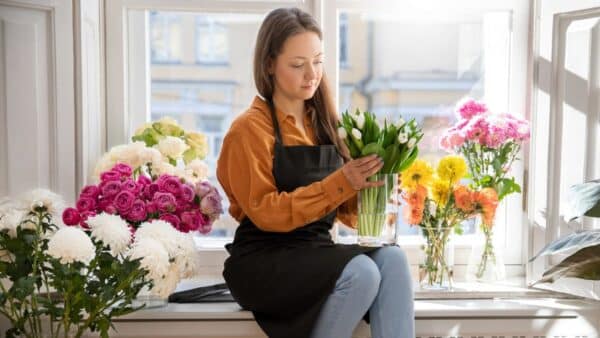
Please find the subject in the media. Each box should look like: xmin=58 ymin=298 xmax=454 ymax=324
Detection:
xmin=310 ymin=246 xmax=415 ymax=338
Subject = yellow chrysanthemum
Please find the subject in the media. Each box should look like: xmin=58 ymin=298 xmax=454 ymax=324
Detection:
xmin=430 ymin=177 xmax=451 ymax=206
xmin=437 ymin=155 xmax=467 ymax=185
xmin=400 ymin=159 xmax=434 ymax=191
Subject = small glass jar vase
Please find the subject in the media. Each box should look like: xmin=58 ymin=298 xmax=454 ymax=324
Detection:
xmin=418 ymin=225 xmax=455 ymax=290
xmin=466 ymin=218 xmax=506 ymax=282
xmin=357 ymin=173 xmax=399 ymax=247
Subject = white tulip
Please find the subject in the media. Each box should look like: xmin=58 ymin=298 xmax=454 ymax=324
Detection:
xmin=337 ymin=127 xmax=348 ymax=139
xmin=397 ymin=132 xmax=408 ymax=144
xmin=355 ymin=113 xmax=365 ymax=129
xmin=407 ymin=138 xmax=416 ymax=148
xmin=351 ymin=128 xmax=362 ymax=140
xmin=396 ymin=118 xmax=405 ymax=128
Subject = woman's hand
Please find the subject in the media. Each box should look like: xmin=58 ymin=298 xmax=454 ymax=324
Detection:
xmin=341 ymin=154 xmax=385 ymax=191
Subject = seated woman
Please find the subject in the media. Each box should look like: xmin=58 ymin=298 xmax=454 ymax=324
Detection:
xmin=216 ymin=7 xmax=415 ymax=338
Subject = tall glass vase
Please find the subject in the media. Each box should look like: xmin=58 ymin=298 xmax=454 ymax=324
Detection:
xmin=357 ymin=173 xmax=398 ymax=247
xmin=419 ymin=225 xmax=455 ymax=290
xmin=466 ymin=217 xmax=506 ymax=282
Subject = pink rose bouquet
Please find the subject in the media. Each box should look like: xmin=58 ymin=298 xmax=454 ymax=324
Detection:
xmin=62 ymin=163 xmax=223 ymax=234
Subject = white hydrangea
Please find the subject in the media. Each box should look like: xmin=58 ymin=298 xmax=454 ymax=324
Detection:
xmin=151 ymin=264 xmax=180 ymax=298
xmin=128 ymin=237 xmax=170 ymax=281
xmin=135 ymin=220 xmax=181 ymax=258
xmin=185 ymin=159 xmax=209 ymax=181
xmin=21 ymin=189 xmax=65 ymax=216
xmin=93 ymin=142 xmax=151 ymax=178
xmin=173 ymin=233 xmax=199 ymax=279
xmin=87 ymin=213 xmax=132 ymax=256
xmin=0 ymin=207 xmax=26 ymax=238
xmin=155 ymin=136 xmax=189 ymax=159
xmin=47 ymin=227 xmax=95 ymax=265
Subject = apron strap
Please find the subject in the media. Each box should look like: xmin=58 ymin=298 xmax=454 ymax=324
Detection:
xmin=267 ymin=98 xmax=283 ymax=145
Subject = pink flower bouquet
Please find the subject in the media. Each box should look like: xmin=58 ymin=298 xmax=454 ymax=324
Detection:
xmin=62 ymin=163 xmax=223 ymax=234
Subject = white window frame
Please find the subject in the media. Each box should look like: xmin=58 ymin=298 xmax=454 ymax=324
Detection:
xmin=106 ymin=0 xmax=532 ymax=282
xmin=527 ymin=0 xmax=600 ymax=299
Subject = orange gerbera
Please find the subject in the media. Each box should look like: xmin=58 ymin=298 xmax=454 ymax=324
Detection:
xmin=403 ymin=204 xmax=424 ymax=225
xmin=405 ymin=184 xmax=427 ymax=208
xmin=475 ymin=188 xmax=499 ymax=227
xmin=453 ymin=185 xmax=475 ymax=212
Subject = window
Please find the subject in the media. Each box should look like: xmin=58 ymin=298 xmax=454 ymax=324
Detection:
xmin=339 ymin=12 xmax=349 ymax=68
xmin=149 ymin=11 xmax=182 ymax=63
xmin=195 ymin=16 xmax=229 ymax=65
xmin=146 ymin=10 xmax=266 ymax=239
xmin=335 ymin=9 xmax=506 ymax=240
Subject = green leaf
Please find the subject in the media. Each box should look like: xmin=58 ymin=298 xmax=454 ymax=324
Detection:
xmin=496 ymin=177 xmax=521 ymax=201
xmin=532 ymin=244 xmax=600 ymax=284
xmin=361 ymin=142 xmax=384 ymax=158
xmin=565 ymin=180 xmax=600 ymax=221
xmin=529 ymin=229 xmax=600 ymax=262
xmin=395 ymin=147 xmax=419 ymax=173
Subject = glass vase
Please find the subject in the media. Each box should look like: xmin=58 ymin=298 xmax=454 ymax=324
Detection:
xmin=132 ymin=286 xmax=168 ymax=309
xmin=418 ymin=225 xmax=455 ymax=290
xmin=357 ymin=173 xmax=399 ymax=247
xmin=466 ymin=218 xmax=506 ymax=282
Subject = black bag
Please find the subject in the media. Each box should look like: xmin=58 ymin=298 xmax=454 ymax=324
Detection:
xmin=168 ymin=283 xmax=235 ymax=303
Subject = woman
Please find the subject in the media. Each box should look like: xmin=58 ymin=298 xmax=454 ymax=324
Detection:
xmin=217 ymin=7 xmax=414 ymax=338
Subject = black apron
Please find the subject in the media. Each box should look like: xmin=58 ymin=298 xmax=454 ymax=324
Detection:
xmin=223 ymin=104 xmax=381 ymax=338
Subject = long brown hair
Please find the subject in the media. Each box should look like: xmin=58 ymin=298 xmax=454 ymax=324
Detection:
xmin=253 ymin=7 xmax=350 ymax=161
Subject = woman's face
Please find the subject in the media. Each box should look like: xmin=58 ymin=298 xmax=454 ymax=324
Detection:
xmin=271 ymin=31 xmax=323 ymax=102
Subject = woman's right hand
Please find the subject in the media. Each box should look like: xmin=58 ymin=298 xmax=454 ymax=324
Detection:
xmin=341 ymin=154 xmax=385 ymax=191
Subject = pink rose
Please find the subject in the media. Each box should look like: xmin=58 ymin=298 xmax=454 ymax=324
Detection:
xmin=144 ymin=183 xmax=160 ymax=200
xmin=80 ymin=185 xmax=100 ymax=200
xmin=157 ymin=175 xmax=182 ymax=197
xmin=194 ymin=181 xmax=213 ymax=198
xmin=101 ymin=180 xmax=122 ymax=199
xmin=200 ymin=192 xmax=223 ymax=216
xmin=97 ymin=197 xmax=116 ymax=214
xmin=113 ymin=163 xmax=133 ymax=178
xmin=146 ymin=201 xmax=158 ymax=214
xmin=100 ymin=170 xmax=121 ymax=182
xmin=180 ymin=184 xmax=195 ymax=203
xmin=114 ymin=190 xmax=136 ymax=214
xmin=127 ymin=199 xmax=147 ymax=222
xmin=62 ymin=207 xmax=81 ymax=226
xmin=153 ymin=192 xmax=177 ymax=213
xmin=76 ymin=197 xmax=96 ymax=213
xmin=137 ymin=175 xmax=152 ymax=187
xmin=180 ymin=211 xmax=202 ymax=232
xmin=159 ymin=214 xmax=181 ymax=229
xmin=121 ymin=179 xmax=142 ymax=195
xmin=79 ymin=211 xmax=96 ymax=229
xmin=198 ymin=221 xmax=212 ymax=235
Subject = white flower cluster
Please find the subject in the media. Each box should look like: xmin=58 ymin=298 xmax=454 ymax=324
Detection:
xmin=128 ymin=220 xmax=199 ymax=298
xmin=87 ymin=213 xmax=132 ymax=256
xmin=94 ymin=141 xmax=163 ymax=179
xmin=0 ymin=189 xmax=66 ymax=238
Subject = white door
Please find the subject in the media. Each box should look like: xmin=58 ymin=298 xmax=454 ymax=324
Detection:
xmin=0 ymin=0 xmax=77 ymax=200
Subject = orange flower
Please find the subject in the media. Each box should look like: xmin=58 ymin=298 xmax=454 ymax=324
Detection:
xmin=405 ymin=184 xmax=427 ymax=207
xmin=403 ymin=204 xmax=424 ymax=225
xmin=475 ymin=188 xmax=499 ymax=227
xmin=453 ymin=185 xmax=475 ymax=212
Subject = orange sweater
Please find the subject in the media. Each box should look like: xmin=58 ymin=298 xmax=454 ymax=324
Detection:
xmin=216 ymin=96 xmax=358 ymax=232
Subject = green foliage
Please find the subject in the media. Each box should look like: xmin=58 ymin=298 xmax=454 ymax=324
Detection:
xmin=0 ymin=207 xmax=151 ymax=338
xmin=338 ymin=109 xmax=423 ymax=174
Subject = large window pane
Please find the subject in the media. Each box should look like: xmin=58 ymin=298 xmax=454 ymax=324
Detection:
xmin=337 ymin=10 xmax=510 ymax=238
xmin=148 ymin=11 xmax=264 ymax=240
